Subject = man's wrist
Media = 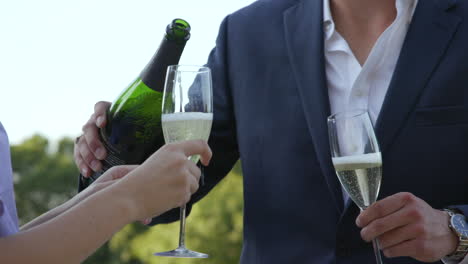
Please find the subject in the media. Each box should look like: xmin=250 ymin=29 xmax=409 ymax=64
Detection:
xmin=443 ymin=209 xmax=468 ymax=262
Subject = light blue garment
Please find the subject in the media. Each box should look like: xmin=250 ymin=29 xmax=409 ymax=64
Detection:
xmin=0 ymin=122 xmax=19 ymax=237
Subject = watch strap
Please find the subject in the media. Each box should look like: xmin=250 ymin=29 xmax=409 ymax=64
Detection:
xmin=444 ymin=209 xmax=468 ymax=261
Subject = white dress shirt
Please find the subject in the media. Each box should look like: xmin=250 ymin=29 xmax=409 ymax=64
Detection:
xmin=324 ymin=0 xmax=417 ymax=124
xmin=323 ymin=0 xmax=467 ymax=263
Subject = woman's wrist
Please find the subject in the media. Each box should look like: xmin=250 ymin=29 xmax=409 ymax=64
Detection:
xmin=103 ymin=179 xmax=141 ymax=223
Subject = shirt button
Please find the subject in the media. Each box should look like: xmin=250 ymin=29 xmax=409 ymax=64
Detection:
xmin=324 ymin=21 xmax=332 ymax=31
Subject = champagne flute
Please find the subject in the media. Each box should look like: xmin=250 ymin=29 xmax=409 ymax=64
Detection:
xmin=154 ymin=65 xmax=213 ymax=258
xmin=327 ymin=110 xmax=384 ymax=264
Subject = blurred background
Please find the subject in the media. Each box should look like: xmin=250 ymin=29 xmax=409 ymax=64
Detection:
xmin=1 ymin=0 xmax=255 ymax=263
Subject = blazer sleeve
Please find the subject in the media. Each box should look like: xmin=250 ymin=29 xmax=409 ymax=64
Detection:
xmin=449 ymin=205 xmax=468 ymax=219
xmin=149 ymin=16 xmax=240 ymax=225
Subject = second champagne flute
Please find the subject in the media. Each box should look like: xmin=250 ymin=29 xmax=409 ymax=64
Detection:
xmin=327 ymin=110 xmax=384 ymax=264
xmin=154 ymin=65 xmax=213 ymax=258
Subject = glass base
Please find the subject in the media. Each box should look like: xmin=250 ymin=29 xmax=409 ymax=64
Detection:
xmin=154 ymin=247 xmax=209 ymax=258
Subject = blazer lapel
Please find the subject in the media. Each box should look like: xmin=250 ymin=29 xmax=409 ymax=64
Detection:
xmin=284 ymin=0 xmax=344 ymax=213
xmin=375 ymin=0 xmax=461 ymax=152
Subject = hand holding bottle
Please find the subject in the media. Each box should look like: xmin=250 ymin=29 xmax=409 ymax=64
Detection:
xmin=74 ymin=101 xmax=111 ymax=177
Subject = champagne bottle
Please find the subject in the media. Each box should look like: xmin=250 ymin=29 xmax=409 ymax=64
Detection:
xmin=79 ymin=19 xmax=191 ymax=191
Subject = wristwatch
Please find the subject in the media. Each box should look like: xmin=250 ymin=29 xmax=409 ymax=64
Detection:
xmin=444 ymin=209 xmax=468 ymax=261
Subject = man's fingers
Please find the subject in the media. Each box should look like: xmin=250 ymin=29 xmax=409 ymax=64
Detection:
xmin=78 ymin=139 xmax=102 ymax=172
xmin=75 ymin=151 xmax=91 ymax=177
xmin=378 ymin=223 xmax=424 ymax=250
xmin=382 ymin=238 xmax=436 ymax=261
xmin=357 ymin=192 xmax=415 ymax=228
xmin=178 ymin=140 xmax=212 ymax=165
xmin=360 ymin=205 xmax=416 ymax=241
xmin=82 ymin=118 xmax=107 ymax=161
xmin=94 ymin=101 xmax=111 ymax=128
xmin=383 ymin=239 xmax=417 ymax=258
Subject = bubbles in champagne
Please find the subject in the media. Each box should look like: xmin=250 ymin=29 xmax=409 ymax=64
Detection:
xmin=332 ymin=153 xmax=382 ymax=209
xmin=162 ymin=112 xmax=213 ymax=163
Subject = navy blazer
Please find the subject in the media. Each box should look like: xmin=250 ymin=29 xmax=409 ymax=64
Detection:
xmin=154 ymin=0 xmax=468 ymax=263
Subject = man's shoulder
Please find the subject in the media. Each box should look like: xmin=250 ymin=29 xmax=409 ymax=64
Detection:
xmin=228 ymin=0 xmax=302 ymax=24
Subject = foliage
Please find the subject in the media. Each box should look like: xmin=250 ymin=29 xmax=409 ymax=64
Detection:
xmin=11 ymin=135 xmax=78 ymax=224
xmin=109 ymin=163 xmax=244 ymax=264
xmin=11 ymin=134 xmax=243 ymax=264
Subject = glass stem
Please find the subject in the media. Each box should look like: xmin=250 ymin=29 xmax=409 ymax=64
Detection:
xmin=200 ymin=164 xmax=205 ymax=186
xmin=360 ymin=208 xmax=384 ymax=264
xmin=178 ymin=205 xmax=187 ymax=248
xmin=372 ymin=238 xmax=384 ymax=264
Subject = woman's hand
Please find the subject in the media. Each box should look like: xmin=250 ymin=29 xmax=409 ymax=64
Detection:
xmin=20 ymin=165 xmax=138 ymax=232
xmin=116 ymin=140 xmax=212 ymax=221
xmin=68 ymin=165 xmax=137 ymax=211
xmin=78 ymin=166 xmax=137 ymax=199
xmin=82 ymin=166 xmax=152 ymax=225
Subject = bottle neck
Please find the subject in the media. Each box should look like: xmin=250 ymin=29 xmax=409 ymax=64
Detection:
xmin=140 ymin=37 xmax=187 ymax=92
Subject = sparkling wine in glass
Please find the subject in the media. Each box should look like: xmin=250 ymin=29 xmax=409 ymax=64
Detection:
xmin=327 ymin=110 xmax=384 ymax=264
xmin=154 ymin=65 xmax=213 ymax=258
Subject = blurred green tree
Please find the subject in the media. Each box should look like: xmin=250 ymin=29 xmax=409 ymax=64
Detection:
xmin=109 ymin=162 xmax=244 ymax=264
xmin=11 ymin=135 xmax=77 ymax=224
xmin=11 ymin=135 xmax=243 ymax=264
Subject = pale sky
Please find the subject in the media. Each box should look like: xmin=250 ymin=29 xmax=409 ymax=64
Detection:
xmin=0 ymin=0 xmax=255 ymax=144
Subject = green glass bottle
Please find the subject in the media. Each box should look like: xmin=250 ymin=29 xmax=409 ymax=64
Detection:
xmin=79 ymin=19 xmax=191 ymax=190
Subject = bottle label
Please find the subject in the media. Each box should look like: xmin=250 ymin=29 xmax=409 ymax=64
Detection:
xmin=100 ymin=130 xmax=126 ymax=171
xmin=88 ymin=130 xmax=127 ymax=183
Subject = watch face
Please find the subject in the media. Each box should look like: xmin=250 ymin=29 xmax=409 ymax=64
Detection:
xmin=451 ymin=214 xmax=468 ymax=238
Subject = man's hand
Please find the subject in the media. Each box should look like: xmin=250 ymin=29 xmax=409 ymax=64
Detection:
xmin=356 ymin=192 xmax=458 ymax=262
xmin=74 ymin=101 xmax=111 ymax=177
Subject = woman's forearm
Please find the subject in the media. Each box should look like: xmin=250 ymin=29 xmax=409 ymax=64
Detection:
xmin=20 ymin=197 xmax=75 ymax=232
xmin=0 ymin=184 xmax=134 ymax=264
xmin=20 ymin=185 xmax=96 ymax=231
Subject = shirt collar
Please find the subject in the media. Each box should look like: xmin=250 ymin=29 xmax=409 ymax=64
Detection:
xmin=322 ymin=0 xmax=419 ymax=41
xmin=323 ymin=0 xmax=334 ymax=41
